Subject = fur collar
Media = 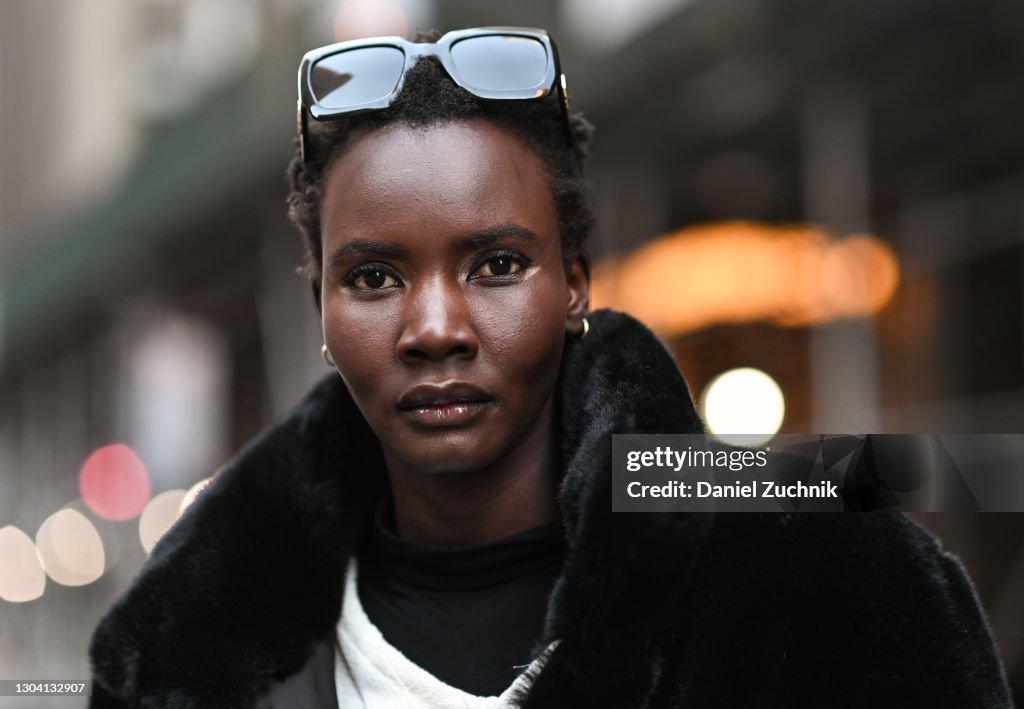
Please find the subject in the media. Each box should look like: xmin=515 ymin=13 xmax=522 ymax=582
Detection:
xmin=89 ymin=309 xmax=711 ymax=707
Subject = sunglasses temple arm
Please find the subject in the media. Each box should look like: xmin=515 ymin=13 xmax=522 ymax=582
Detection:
xmin=557 ymin=73 xmax=574 ymax=150
xmin=298 ymin=101 xmax=309 ymax=164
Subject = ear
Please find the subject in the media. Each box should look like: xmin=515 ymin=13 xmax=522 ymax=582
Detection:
xmin=565 ymin=251 xmax=590 ymax=336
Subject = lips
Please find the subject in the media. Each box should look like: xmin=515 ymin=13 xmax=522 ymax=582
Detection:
xmin=398 ymin=382 xmax=493 ymax=409
xmin=397 ymin=382 xmax=494 ymax=427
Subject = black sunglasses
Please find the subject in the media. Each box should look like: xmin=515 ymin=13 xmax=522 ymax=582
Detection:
xmin=296 ymin=27 xmax=573 ymax=164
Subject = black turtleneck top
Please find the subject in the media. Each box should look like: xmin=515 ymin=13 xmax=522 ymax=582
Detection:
xmin=355 ymin=497 xmax=567 ymax=697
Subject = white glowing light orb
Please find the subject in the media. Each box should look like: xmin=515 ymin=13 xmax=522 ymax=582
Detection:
xmin=0 ymin=526 xmax=46 ymax=603
xmin=140 ymin=490 xmax=188 ymax=554
xmin=62 ymin=499 xmax=121 ymax=572
xmin=701 ymin=367 xmax=785 ymax=446
xmin=180 ymin=478 xmax=213 ymax=515
xmin=36 ymin=509 xmax=105 ymax=586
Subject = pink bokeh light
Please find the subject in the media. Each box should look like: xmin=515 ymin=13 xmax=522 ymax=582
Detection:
xmin=79 ymin=444 xmax=153 ymax=521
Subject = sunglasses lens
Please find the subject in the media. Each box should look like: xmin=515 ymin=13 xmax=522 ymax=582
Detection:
xmin=310 ymin=46 xmax=405 ymax=109
xmin=450 ymin=36 xmax=550 ymax=92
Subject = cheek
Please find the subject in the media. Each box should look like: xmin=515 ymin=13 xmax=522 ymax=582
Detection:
xmin=474 ymin=273 xmax=568 ymax=384
xmin=323 ymin=299 xmax=399 ymax=401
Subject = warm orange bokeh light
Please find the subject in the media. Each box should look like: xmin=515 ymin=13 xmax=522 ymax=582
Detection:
xmin=590 ymin=221 xmax=900 ymax=336
xmin=819 ymin=234 xmax=900 ymax=318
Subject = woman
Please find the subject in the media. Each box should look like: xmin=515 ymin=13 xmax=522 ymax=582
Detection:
xmin=88 ymin=28 xmax=1012 ymax=708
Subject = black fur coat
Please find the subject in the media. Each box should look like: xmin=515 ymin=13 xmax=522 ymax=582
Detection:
xmin=89 ymin=309 xmax=1013 ymax=708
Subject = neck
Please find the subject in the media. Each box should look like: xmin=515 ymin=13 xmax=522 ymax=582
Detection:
xmin=382 ymin=400 xmax=560 ymax=549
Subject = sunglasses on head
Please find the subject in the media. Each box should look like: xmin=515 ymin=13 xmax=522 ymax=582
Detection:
xmin=296 ymin=27 xmax=573 ymax=164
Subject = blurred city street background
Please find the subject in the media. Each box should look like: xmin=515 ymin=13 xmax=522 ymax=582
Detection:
xmin=1 ymin=0 xmax=1023 ymax=705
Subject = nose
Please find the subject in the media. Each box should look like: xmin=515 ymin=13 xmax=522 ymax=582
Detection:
xmin=397 ymin=276 xmax=479 ymax=364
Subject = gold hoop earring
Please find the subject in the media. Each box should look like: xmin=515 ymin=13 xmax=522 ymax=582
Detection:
xmin=321 ymin=343 xmax=335 ymax=367
xmin=580 ymin=317 xmax=590 ymax=340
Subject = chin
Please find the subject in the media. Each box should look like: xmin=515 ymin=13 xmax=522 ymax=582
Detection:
xmin=398 ymin=437 xmax=507 ymax=476
xmin=413 ymin=451 xmax=502 ymax=476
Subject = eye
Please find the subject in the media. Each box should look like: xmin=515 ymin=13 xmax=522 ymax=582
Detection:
xmin=345 ymin=265 xmax=401 ymax=290
xmin=471 ymin=253 xmax=529 ymax=280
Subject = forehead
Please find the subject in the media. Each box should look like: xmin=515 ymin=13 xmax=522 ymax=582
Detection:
xmin=320 ymin=120 xmax=557 ymax=243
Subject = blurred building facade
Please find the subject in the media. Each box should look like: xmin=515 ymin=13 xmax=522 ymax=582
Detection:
xmin=0 ymin=0 xmax=1022 ymax=704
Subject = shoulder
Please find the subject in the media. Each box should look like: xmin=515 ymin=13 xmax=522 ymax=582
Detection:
xmin=703 ymin=511 xmax=976 ymax=599
xmin=686 ymin=512 xmax=1012 ymax=707
xmin=88 ymin=374 xmax=382 ymax=707
xmin=706 ymin=510 xmax=944 ymax=567
xmin=698 ymin=511 xmax=986 ymax=625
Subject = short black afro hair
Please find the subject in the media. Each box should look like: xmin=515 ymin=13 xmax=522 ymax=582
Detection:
xmin=286 ymin=29 xmax=594 ymax=289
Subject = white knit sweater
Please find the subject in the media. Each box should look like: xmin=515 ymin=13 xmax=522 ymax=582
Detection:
xmin=335 ymin=557 xmax=558 ymax=709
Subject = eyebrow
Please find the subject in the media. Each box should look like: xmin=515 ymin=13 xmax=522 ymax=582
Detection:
xmin=327 ymin=239 xmax=409 ymax=267
xmin=462 ymin=223 xmax=540 ymax=248
xmin=326 ymin=224 xmax=540 ymax=267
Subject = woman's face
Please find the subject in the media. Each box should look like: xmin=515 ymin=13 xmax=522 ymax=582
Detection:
xmin=320 ymin=119 xmax=587 ymax=476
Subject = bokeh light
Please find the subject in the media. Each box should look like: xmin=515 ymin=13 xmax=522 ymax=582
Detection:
xmin=820 ymin=234 xmax=900 ymax=318
xmin=701 ymin=367 xmax=786 ymax=446
xmin=79 ymin=443 xmax=153 ymax=521
xmin=0 ymin=526 xmax=46 ymax=603
xmin=139 ymin=490 xmax=188 ymax=554
xmin=590 ymin=221 xmax=901 ymax=336
xmin=180 ymin=477 xmax=213 ymax=514
xmin=35 ymin=509 xmax=105 ymax=587
xmin=62 ymin=498 xmax=121 ymax=572
xmin=334 ymin=0 xmax=408 ymax=42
